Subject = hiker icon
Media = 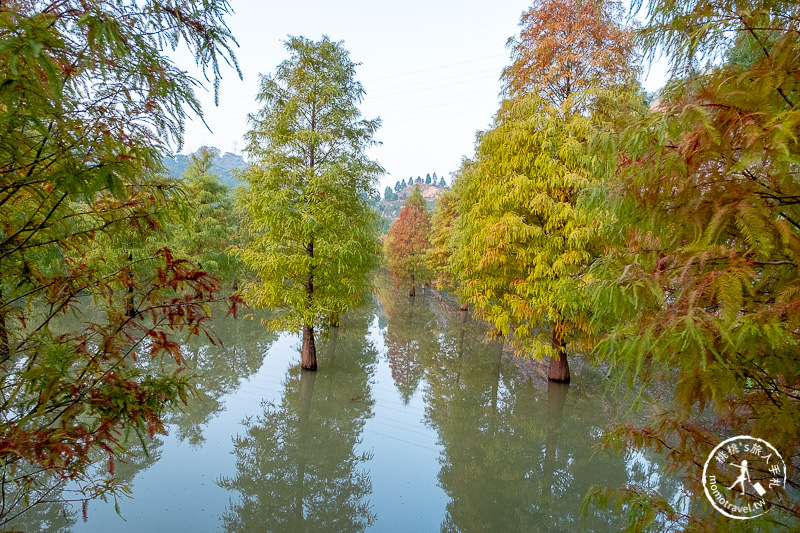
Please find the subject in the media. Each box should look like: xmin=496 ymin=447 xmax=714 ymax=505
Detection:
xmin=729 ymin=460 xmax=751 ymax=493
xmin=727 ymin=460 xmax=768 ymax=496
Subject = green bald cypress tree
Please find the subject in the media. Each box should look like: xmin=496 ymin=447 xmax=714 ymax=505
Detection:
xmin=239 ymin=36 xmax=382 ymax=371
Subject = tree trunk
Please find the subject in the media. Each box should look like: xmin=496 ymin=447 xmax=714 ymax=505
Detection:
xmin=296 ymin=369 xmax=316 ymax=525
xmin=302 ymin=239 xmax=317 ymax=371
xmin=544 ymin=380 xmax=569 ymax=485
xmin=0 ymin=288 xmax=8 ymax=364
xmin=548 ymin=321 xmax=570 ymax=383
xmin=124 ymin=285 xmax=135 ymax=317
xmin=408 ymin=285 xmax=415 ymax=297
xmin=124 ymin=253 xmax=135 ymax=317
xmin=301 ymin=323 xmax=317 ymax=371
xmin=460 ymin=303 xmax=468 ymax=312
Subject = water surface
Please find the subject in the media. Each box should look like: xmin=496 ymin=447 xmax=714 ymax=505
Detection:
xmin=11 ymin=282 xmax=678 ymax=532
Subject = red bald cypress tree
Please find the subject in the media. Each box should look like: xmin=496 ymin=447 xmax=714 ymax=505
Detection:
xmin=386 ymin=186 xmax=432 ymax=297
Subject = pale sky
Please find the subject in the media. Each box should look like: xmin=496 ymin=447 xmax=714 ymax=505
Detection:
xmin=178 ymin=0 xmax=667 ymax=192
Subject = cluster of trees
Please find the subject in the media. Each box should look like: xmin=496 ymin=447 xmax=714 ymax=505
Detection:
xmin=383 ymin=173 xmax=446 ymax=201
xmin=0 ymin=0 xmax=242 ymax=524
xmin=163 ymin=147 xmax=242 ymax=283
xmin=385 ymin=0 xmax=800 ymax=528
xmin=4 ymin=0 xmax=798 ymax=528
xmin=110 ymin=146 xmax=243 ymax=289
xmin=0 ymin=17 xmax=380 ymax=523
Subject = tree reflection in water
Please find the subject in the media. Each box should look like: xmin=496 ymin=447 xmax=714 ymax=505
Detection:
xmin=6 ymin=286 xmax=687 ymax=531
xmin=168 ymin=303 xmax=278 ymax=446
xmin=218 ymin=309 xmax=378 ymax=532
xmin=381 ymin=288 xmax=638 ymax=532
xmin=377 ymin=277 xmax=438 ymax=404
xmin=4 ymin=303 xmax=276 ymax=532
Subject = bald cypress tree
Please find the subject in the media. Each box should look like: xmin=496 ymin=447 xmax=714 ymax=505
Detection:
xmin=0 ymin=0 xmax=238 ymax=520
xmin=386 ymin=186 xmax=432 ymax=297
xmin=587 ymin=1 xmax=800 ymax=527
xmin=448 ymin=0 xmax=637 ymax=382
xmin=239 ymin=36 xmax=382 ymax=371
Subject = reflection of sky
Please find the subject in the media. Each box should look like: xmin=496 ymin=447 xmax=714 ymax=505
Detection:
xmin=69 ymin=318 xmax=451 ymax=532
xmin=625 ymin=448 xmax=690 ymax=527
xmin=360 ymin=316 xmax=447 ymax=531
xmin=62 ymin=298 xmax=681 ymax=532
xmin=71 ymin=333 xmax=298 ymax=532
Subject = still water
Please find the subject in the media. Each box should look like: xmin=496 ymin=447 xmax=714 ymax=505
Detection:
xmin=13 ymin=281 xmax=679 ymax=532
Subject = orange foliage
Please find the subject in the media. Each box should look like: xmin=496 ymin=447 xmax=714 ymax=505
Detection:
xmin=503 ymin=0 xmax=635 ymax=106
xmin=386 ymin=187 xmax=432 ymax=290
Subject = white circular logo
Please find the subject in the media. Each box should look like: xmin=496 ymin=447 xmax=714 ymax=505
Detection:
xmin=702 ymin=435 xmax=787 ymax=519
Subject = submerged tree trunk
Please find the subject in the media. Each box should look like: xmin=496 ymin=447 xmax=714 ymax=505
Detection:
xmin=296 ymin=369 xmax=316 ymax=524
xmin=543 ymin=380 xmax=569 ymax=483
xmin=301 ymin=323 xmax=317 ymax=370
xmin=124 ymin=253 xmax=136 ymax=317
xmin=548 ymin=321 xmax=570 ymax=383
xmin=125 ymin=285 xmax=136 ymax=318
xmin=302 ymin=240 xmax=317 ymax=371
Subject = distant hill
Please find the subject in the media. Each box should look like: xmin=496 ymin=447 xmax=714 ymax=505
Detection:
xmin=378 ymin=183 xmax=445 ymax=231
xmin=162 ymin=149 xmax=248 ymax=187
xmin=396 ymin=182 xmax=443 ymax=202
xmin=164 ymin=150 xmax=443 ymax=230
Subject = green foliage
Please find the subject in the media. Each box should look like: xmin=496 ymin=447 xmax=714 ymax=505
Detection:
xmin=238 ymin=36 xmax=381 ymax=333
xmin=168 ymin=148 xmax=242 ymax=282
xmin=82 ymin=148 xmax=242 ymax=288
xmin=450 ymin=93 xmax=610 ymax=357
xmin=386 ymin=186 xmax=432 ymax=291
xmin=426 ymin=187 xmax=461 ymax=292
xmin=588 ymin=0 xmax=800 ymax=528
xmin=436 ymin=0 xmax=637 ymax=384
xmin=0 ymin=0 xmax=238 ymax=522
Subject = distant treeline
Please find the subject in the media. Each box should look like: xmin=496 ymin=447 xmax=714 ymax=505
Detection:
xmin=383 ymin=173 xmax=446 ymax=201
xmin=163 ymin=147 xmax=247 ymax=187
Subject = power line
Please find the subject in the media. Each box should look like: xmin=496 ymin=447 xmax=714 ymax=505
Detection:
xmin=361 ymin=53 xmax=506 ymax=84
xmin=366 ymin=72 xmax=502 ymax=100
xmin=367 ymin=94 xmax=497 ymax=115
xmin=366 ymin=67 xmax=501 ymax=96
xmin=385 ymin=108 xmax=499 ymax=125
xmin=364 ymin=86 xmax=498 ymax=108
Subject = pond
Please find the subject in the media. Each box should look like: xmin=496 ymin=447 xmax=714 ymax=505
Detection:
xmin=9 ymin=279 xmax=681 ymax=532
